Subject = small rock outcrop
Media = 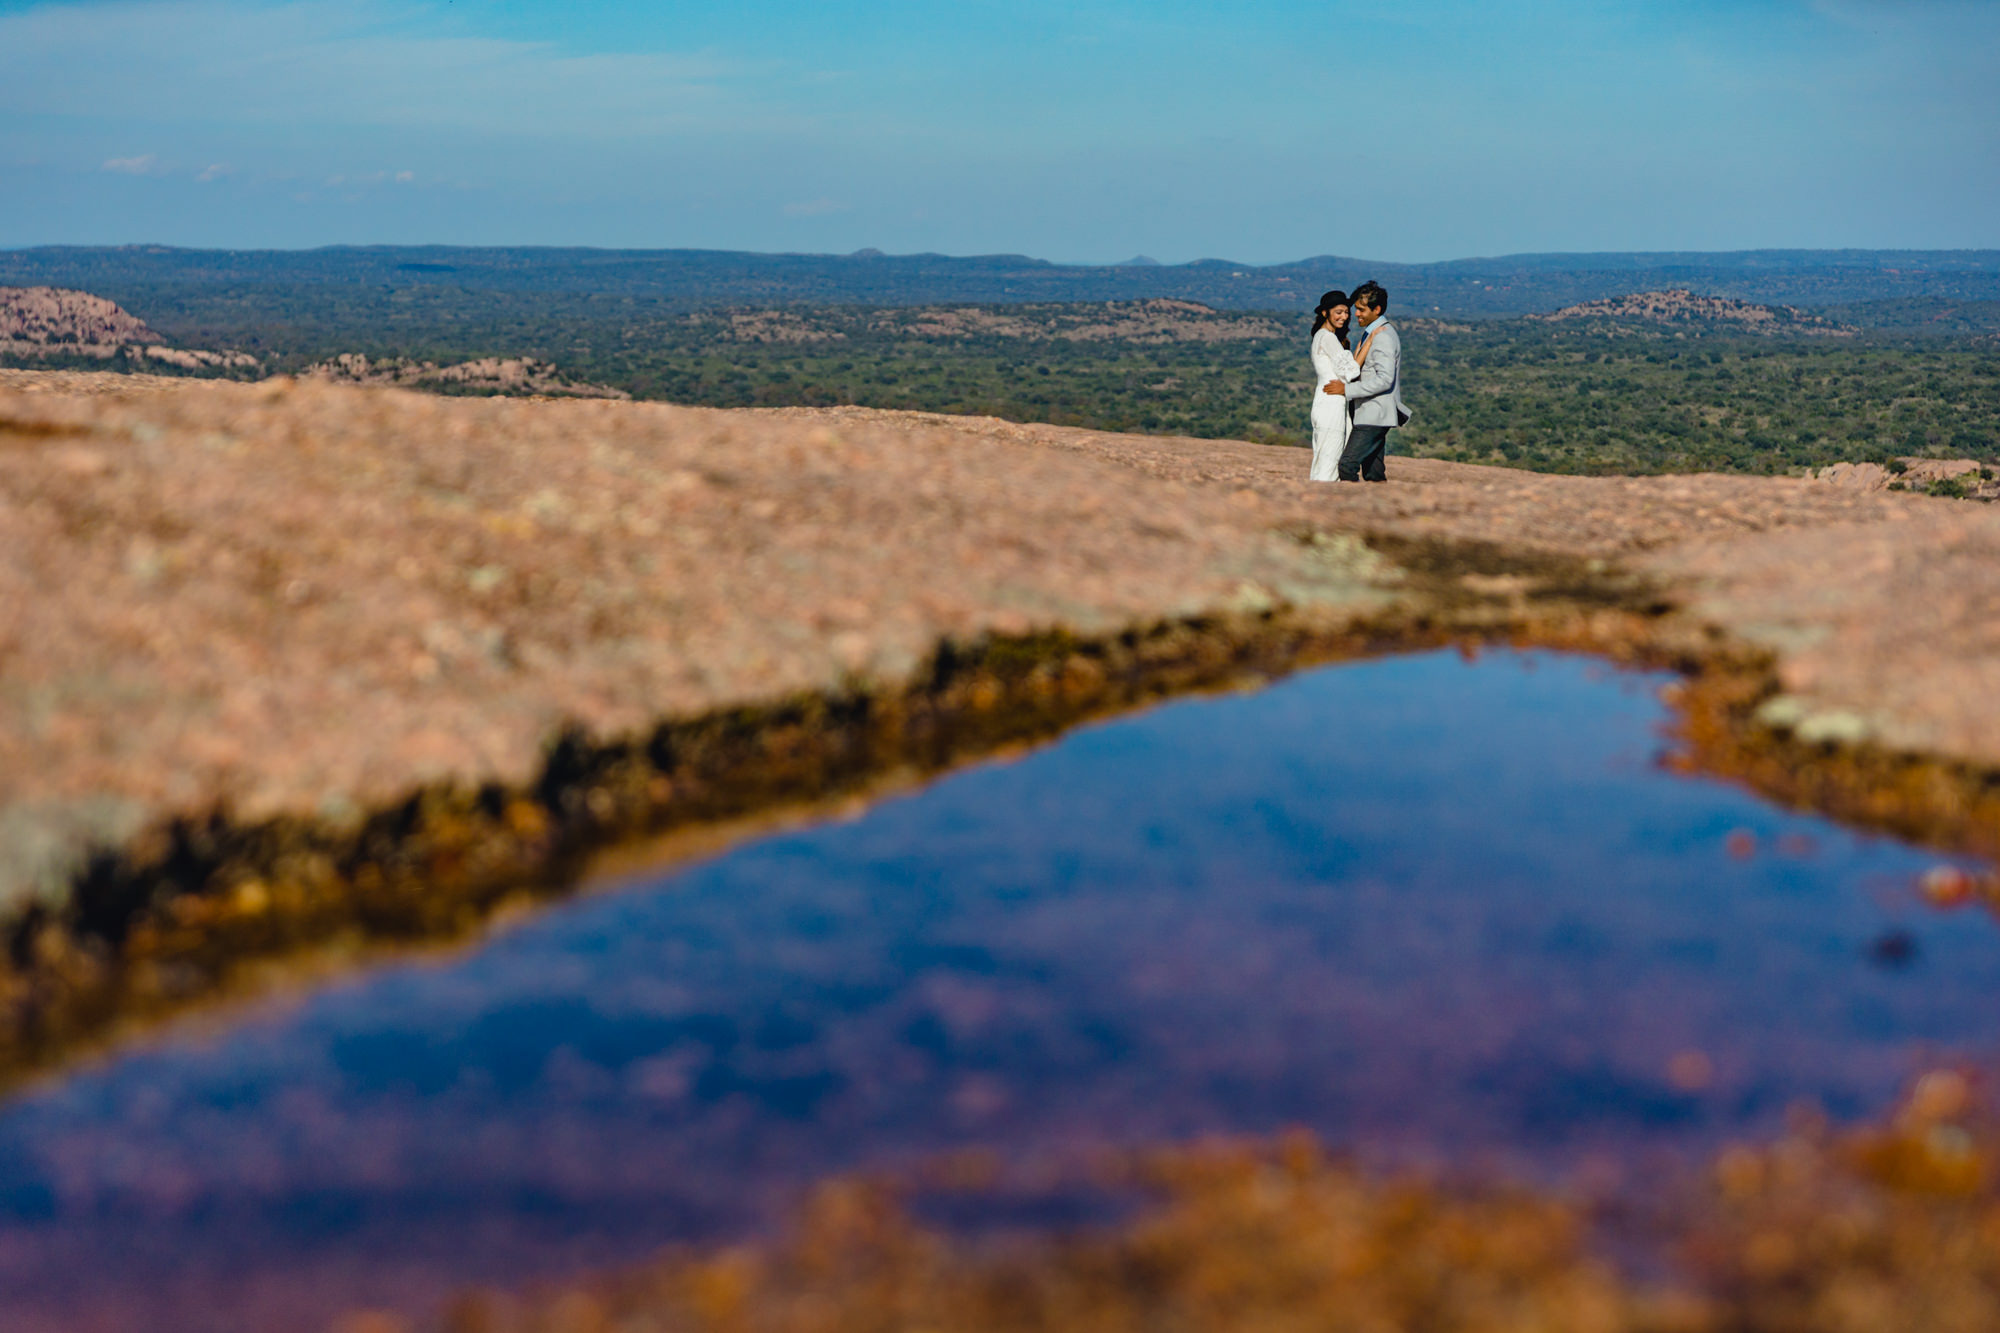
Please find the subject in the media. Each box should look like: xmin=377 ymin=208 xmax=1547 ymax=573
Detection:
xmin=1814 ymin=461 xmax=1891 ymax=491
xmin=138 ymin=345 xmax=260 ymax=370
xmin=1816 ymin=458 xmax=1995 ymax=499
xmin=1531 ymin=290 xmax=1855 ymax=335
xmin=302 ymin=354 xmax=630 ymax=399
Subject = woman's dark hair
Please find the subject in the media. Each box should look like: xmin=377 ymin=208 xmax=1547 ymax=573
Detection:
xmin=1312 ymin=290 xmax=1351 ymax=349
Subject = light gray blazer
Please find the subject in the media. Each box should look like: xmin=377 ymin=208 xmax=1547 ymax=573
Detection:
xmin=1346 ymin=320 xmax=1410 ymax=429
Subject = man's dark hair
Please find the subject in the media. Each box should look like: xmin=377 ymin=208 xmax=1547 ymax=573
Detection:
xmin=1352 ymin=280 xmax=1389 ymax=314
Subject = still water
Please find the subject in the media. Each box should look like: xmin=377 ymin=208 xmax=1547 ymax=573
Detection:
xmin=2 ymin=650 xmax=1994 ymax=1330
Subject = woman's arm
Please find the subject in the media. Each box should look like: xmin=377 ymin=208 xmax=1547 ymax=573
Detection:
xmin=1355 ymin=331 xmax=1376 ymax=366
xmin=1323 ymin=343 xmax=1359 ymax=392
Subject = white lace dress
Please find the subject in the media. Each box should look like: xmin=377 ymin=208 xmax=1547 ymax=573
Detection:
xmin=1309 ymin=328 xmax=1360 ymax=482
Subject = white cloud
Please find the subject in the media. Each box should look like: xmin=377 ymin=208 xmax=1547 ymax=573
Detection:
xmin=0 ymin=0 xmax=761 ymax=138
xmin=319 ymin=170 xmax=415 ymax=190
xmin=101 ymin=153 xmax=159 ymax=174
xmin=783 ymin=198 xmax=850 ymax=217
xmin=196 ymin=163 xmax=230 ymax=182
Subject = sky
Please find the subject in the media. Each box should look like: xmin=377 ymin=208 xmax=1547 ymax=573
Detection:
xmin=1 ymin=0 xmax=1996 ymax=263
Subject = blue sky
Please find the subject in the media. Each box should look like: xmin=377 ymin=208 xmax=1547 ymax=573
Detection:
xmin=1 ymin=0 xmax=1995 ymax=261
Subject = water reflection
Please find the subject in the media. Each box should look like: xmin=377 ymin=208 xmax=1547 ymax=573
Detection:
xmin=0 ymin=651 xmax=1991 ymax=1331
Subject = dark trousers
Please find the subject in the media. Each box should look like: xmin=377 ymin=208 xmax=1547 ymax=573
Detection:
xmin=1339 ymin=424 xmax=1391 ymax=482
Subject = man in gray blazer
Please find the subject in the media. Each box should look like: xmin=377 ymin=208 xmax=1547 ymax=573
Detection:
xmin=1335 ymin=280 xmax=1408 ymax=482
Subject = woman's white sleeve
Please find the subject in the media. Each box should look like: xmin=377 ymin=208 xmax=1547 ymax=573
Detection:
xmin=1333 ymin=348 xmax=1361 ymax=380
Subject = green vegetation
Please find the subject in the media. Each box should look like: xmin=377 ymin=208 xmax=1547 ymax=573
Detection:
xmin=1398 ymin=324 xmax=2000 ymax=474
xmin=8 ymin=286 xmax=1996 ymax=478
xmin=378 ymin=305 xmax=1995 ymax=477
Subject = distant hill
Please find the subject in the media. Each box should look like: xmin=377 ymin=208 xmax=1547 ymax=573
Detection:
xmin=2 ymin=246 xmax=1998 ymax=330
xmin=1529 ymin=289 xmax=1856 ymax=335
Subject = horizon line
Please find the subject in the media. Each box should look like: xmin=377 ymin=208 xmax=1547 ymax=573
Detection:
xmin=6 ymin=242 xmax=2000 ymax=271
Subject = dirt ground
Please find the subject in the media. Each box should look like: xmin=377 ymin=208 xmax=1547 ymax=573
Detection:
xmin=1 ymin=370 xmax=1993 ymax=915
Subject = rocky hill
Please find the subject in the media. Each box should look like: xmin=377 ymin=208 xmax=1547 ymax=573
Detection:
xmin=0 ymin=285 xmax=257 ymax=368
xmin=0 ymin=285 xmax=161 ymax=352
xmin=1530 ymin=289 xmax=1856 ymax=335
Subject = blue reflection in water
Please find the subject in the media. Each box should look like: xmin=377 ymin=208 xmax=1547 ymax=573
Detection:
xmin=0 ymin=650 xmax=1993 ymax=1331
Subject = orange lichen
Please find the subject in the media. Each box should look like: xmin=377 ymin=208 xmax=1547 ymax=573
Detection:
xmin=1673 ymin=666 xmax=2000 ymax=869
xmin=436 ymin=1137 xmax=1694 ymax=1333
xmin=343 ymin=1074 xmax=2000 ymax=1333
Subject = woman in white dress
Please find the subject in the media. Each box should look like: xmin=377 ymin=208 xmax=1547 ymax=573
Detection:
xmin=1308 ymin=290 xmax=1360 ymax=482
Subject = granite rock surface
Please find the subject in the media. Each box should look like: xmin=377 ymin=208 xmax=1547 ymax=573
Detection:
xmin=1 ymin=369 xmax=1989 ymax=909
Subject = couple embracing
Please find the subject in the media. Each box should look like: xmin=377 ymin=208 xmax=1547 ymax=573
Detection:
xmin=1307 ymin=280 xmax=1409 ymax=483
